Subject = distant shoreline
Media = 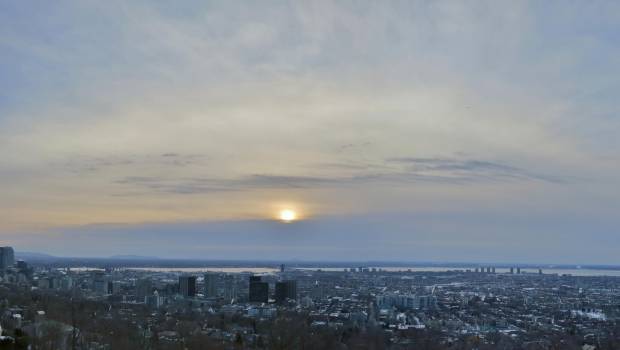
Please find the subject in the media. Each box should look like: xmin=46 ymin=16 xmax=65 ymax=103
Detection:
xmin=19 ymin=254 xmax=620 ymax=271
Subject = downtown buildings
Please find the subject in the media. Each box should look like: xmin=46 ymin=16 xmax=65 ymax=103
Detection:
xmin=249 ymin=275 xmax=269 ymax=303
xmin=179 ymin=275 xmax=197 ymax=298
xmin=275 ymin=280 xmax=297 ymax=304
xmin=0 ymin=247 xmax=15 ymax=270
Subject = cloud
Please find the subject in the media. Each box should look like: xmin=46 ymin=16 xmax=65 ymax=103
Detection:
xmin=0 ymin=0 xmax=618 ymax=261
xmin=114 ymin=176 xmax=233 ymax=195
xmin=51 ymin=154 xmax=209 ymax=174
xmin=109 ymin=155 xmax=564 ymax=195
xmin=386 ymin=157 xmax=565 ymax=184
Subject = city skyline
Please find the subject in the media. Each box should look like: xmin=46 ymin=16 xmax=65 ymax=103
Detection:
xmin=1 ymin=1 xmax=620 ymax=263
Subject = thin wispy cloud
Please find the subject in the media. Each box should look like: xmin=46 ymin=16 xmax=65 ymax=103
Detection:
xmin=51 ymin=154 xmax=209 ymax=174
xmin=110 ymin=155 xmax=563 ymax=195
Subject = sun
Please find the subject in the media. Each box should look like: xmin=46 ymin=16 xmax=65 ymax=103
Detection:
xmin=279 ymin=209 xmax=297 ymax=222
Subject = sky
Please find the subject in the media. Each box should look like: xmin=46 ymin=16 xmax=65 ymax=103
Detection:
xmin=1 ymin=1 xmax=619 ymax=263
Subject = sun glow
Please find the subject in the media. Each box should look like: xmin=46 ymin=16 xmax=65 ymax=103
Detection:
xmin=279 ymin=209 xmax=297 ymax=222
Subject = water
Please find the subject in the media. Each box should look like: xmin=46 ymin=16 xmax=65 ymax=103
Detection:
xmin=127 ymin=267 xmax=279 ymax=274
xmin=297 ymin=266 xmax=620 ymax=277
xmin=63 ymin=266 xmax=620 ymax=277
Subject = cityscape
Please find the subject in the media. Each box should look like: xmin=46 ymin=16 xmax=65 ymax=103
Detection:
xmin=1 ymin=246 xmax=620 ymax=349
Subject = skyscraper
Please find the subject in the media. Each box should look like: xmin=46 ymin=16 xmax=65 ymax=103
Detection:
xmin=179 ymin=276 xmax=197 ymax=298
xmin=249 ymin=275 xmax=268 ymax=303
xmin=136 ymin=278 xmax=153 ymax=302
xmin=275 ymin=280 xmax=297 ymax=303
xmin=146 ymin=291 xmax=165 ymax=309
xmin=311 ymin=281 xmax=325 ymax=301
xmin=92 ymin=271 xmax=107 ymax=295
xmin=204 ymin=273 xmax=218 ymax=298
xmin=107 ymin=281 xmax=120 ymax=295
xmin=0 ymin=247 xmax=15 ymax=270
xmin=224 ymin=274 xmax=237 ymax=302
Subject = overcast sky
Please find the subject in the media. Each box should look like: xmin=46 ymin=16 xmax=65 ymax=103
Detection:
xmin=1 ymin=1 xmax=619 ymax=263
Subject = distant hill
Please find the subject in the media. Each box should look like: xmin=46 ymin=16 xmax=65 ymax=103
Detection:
xmin=108 ymin=255 xmax=161 ymax=260
xmin=15 ymin=251 xmax=56 ymax=260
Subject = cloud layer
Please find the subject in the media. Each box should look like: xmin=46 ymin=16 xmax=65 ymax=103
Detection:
xmin=1 ymin=1 xmax=619 ymax=262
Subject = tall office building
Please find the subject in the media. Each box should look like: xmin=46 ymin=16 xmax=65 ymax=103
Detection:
xmin=311 ymin=281 xmax=325 ymax=301
xmin=516 ymin=267 xmax=521 ymax=274
xmin=146 ymin=291 xmax=165 ymax=309
xmin=136 ymin=278 xmax=153 ymax=302
xmin=249 ymin=276 xmax=269 ymax=303
xmin=275 ymin=280 xmax=297 ymax=303
xmin=204 ymin=273 xmax=218 ymax=298
xmin=0 ymin=247 xmax=15 ymax=270
xmin=92 ymin=271 xmax=107 ymax=294
xmin=179 ymin=276 xmax=197 ymax=298
xmin=60 ymin=276 xmax=73 ymax=291
xmin=224 ymin=274 xmax=237 ymax=302
xmin=107 ymin=281 xmax=120 ymax=295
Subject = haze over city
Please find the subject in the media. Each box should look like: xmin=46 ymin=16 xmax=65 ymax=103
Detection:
xmin=1 ymin=1 xmax=619 ymax=263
